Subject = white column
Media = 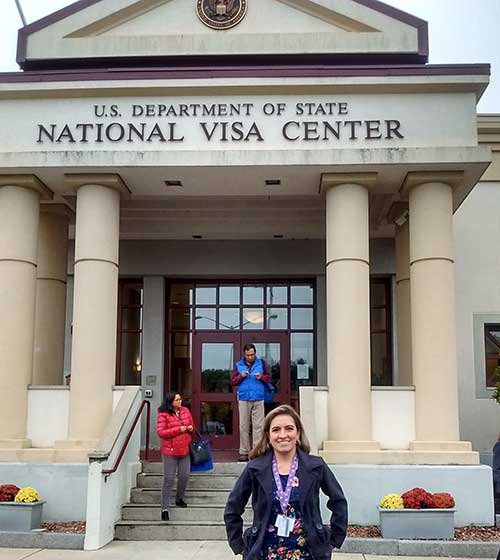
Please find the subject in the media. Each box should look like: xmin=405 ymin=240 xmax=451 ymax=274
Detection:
xmin=0 ymin=176 xmax=52 ymax=448
xmin=33 ymin=206 xmax=71 ymax=385
xmin=323 ymin=173 xmax=379 ymax=449
xmin=58 ymin=175 xmax=129 ymax=449
xmin=406 ymin=172 xmax=462 ymax=445
xmin=395 ymin=220 xmax=412 ymax=386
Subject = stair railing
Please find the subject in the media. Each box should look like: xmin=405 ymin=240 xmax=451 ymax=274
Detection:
xmin=101 ymin=398 xmax=151 ymax=479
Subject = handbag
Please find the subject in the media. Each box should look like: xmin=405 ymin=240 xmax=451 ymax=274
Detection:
xmin=189 ymin=429 xmax=211 ymax=465
xmin=263 ymin=381 xmax=275 ymax=404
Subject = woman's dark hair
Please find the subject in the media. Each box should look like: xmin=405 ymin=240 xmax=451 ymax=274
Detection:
xmin=158 ymin=391 xmax=180 ymax=415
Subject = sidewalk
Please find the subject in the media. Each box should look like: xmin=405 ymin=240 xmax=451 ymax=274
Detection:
xmin=0 ymin=541 xmax=496 ymax=560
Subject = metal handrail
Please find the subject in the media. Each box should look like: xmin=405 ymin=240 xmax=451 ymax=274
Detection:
xmin=102 ymin=399 xmax=151 ymax=479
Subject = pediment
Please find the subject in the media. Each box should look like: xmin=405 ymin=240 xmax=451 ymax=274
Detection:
xmin=18 ymin=0 xmax=428 ymax=69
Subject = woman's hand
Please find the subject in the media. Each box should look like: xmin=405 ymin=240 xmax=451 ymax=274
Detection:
xmin=187 ymin=425 xmax=194 ymax=432
xmin=180 ymin=425 xmax=188 ymax=433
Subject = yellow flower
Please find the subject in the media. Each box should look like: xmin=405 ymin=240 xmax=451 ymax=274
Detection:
xmin=14 ymin=487 xmax=41 ymax=503
xmin=379 ymin=493 xmax=404 ymax=509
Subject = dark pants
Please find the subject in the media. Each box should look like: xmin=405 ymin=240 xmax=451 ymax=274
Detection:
xmin=161 ymin=454 xmax=190 ymax=510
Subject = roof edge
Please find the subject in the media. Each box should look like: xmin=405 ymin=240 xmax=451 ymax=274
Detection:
xmin=16 ymin=0 xmax=429 ymax=68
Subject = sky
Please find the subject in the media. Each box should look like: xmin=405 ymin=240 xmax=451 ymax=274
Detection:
xmin=0 ymin=0 xmax=498 ymax=112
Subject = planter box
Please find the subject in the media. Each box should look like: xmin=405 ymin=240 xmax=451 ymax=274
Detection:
xmin=378 ymin=507 xmax=455 ymax=540
xmin=0 ymin=501 xmax=45 ymax=532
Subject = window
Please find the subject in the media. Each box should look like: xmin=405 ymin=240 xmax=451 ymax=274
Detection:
xmin=116 ymin=279 xmax=143 ymax=385
xmin=370 ymin=278 xmax=393 ymax=386
xmin=485 ymin=324 xmax=500 ymax=388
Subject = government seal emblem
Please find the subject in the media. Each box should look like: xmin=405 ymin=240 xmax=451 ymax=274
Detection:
xmin=196 ymin=0 xmax=248 ymax=30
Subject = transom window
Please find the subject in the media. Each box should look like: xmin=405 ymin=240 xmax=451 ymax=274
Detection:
xmin=169 ymin=282 xmax=314 ymax=331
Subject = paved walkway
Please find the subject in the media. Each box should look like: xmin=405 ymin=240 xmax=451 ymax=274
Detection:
xmin=0 ymin=541 xmax=496 ymax=560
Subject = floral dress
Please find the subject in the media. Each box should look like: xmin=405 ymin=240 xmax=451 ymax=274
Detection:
xmin=261 ymin=474 xmax=311 ymax=560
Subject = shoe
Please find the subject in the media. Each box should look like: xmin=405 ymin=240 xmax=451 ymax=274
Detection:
xmin=175 ymin=499 xmax=188 ymax=508
xmin=238 ymin=455 xmax=249 ymax=462
xmin=161 ymin=509 xmax=169 ymax=521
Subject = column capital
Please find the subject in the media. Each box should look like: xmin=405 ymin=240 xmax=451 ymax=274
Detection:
xmin=401 ymin=171 xmax=464 ymax=197
xmin=321 ymin=172 xmax=377 ymax=192
xmin=64 ymin=173 xmax=131 ymax=198
xmin=0 ymin=175 xmax=53 ymax=201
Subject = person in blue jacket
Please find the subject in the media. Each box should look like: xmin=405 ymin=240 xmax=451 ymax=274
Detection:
xmin=224 ymin=405 xmax=348 ymax=560
xmin=231 ymin=343 xmax=272 ymax=462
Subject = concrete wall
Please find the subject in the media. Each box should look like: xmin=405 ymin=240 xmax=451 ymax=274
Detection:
xmin=0 ymin=463 xmax=88 ymax=522
xmin=327 ymin=464 xmax=493 ymax=526
xmin=454 ymin=181 xmax=500 ymax=463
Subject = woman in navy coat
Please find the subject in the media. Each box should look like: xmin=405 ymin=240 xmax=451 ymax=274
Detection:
xmin=224 ymin=405 xmax=347 ymax=560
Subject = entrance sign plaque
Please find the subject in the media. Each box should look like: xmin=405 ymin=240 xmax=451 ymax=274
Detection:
xmin=196 ymin=0 xmax=248 ymax=30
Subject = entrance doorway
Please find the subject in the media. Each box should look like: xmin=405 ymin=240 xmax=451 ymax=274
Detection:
xmin=166 ymin=280 xmax=317 ymax=452
xmin=191 ymin=332 xmax=289 ymax=450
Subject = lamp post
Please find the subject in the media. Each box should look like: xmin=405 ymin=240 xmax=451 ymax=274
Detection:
xmin=195 ymin=313 xmax=278 ymax=330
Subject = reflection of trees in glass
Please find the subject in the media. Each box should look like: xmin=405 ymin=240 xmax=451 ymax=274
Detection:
xmin=200 ymin=402 xmax=232 ymax=435
xmin=201 ymin=369 xmax=231 ymax=393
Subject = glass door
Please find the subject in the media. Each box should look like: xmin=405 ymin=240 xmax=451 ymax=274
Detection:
xmin=191 ymin=332 xmax=239 ymax=450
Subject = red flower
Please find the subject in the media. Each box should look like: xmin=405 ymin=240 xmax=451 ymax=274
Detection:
xmin=401 ymin=487 xmax=435 ymax=509
xmin=433 ymin=492 xmax=455 ymax=508
xmin=0 ymin=484 xmax=20 ymax=502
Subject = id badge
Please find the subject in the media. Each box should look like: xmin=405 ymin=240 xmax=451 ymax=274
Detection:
xmin=275 ymin=514 xmax=295 ymax=537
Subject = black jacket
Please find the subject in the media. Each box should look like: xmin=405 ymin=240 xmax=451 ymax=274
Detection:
xmin=224 ymin=449 xmax=348 ymax=560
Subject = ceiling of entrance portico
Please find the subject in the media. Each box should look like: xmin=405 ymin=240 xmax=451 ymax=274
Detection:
xmin=18 ymin=0 xmax=427 ymax=68
xmin=31 ymin=161 xmax=458 ymax=241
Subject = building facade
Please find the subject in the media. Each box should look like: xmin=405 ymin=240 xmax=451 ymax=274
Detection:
xmin=0 ymin=0 xmax=498 ymax=532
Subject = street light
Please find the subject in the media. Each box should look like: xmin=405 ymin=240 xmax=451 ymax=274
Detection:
xmin=194 ymin=313 xmax=278 ymax=329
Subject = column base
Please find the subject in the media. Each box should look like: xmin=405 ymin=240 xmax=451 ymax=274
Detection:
xmin=55 ymin=438 xmax=99 ymax=450
xmin=0 ymin=438 xmax=32 ymax=449
xmin=319 ymin=447 xmax=479 ymax=465
xmin=322 ymin=440 xmax=381 ymax=452
xmin=410 ymin=440 xmax=472 ymax=452
xmin=0 ymin=447 xmax=91 ymax=462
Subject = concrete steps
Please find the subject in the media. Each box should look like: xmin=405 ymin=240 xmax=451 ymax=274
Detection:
xmin=115 ymin=520 xmax=242 ymax=541
xmin=122 ymin=503 xmax=252 ymax=522
xmin=115 ymin=462 xmax=246 ymax=541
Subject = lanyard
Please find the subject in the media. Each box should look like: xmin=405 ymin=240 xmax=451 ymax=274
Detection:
xmin=272 ymin=453 xmax=298 ymax=514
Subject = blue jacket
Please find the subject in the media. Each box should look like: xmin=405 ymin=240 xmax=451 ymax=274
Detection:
xmin=231 ymin=357 xmax=269 ymax=401
xmin=224 ymin=448 xmax=348 ymax=560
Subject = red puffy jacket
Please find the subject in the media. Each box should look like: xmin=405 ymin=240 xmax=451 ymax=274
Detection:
xmin=157 ymin=406 xmax=194 ymax=457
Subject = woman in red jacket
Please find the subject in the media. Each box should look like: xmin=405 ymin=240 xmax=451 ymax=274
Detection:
xmin=157 ymin=392 xmax=194 ymax=521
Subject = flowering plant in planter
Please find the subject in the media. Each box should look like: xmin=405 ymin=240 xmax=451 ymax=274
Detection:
xmin=0 ymin=485 xmax=44 ymax=532
xmin=0 ymin=484 xmax=20 ymax=502
xmin=379 ymin=493 xmax=404 ymax=509
xmin=15 ymin=487 xmax=41 ymax=503
xmin=378 ymin=487 xmax=456 ymax=539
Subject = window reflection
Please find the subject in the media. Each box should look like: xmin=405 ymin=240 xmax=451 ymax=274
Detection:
xmin=267 ymin=308 xmax=287 ymax=329
xmin=219 ymin=308 xmax=240 ymax=330
xmin=196 ymin=286 xmax=217 ymax=305
xmin=200 ymin=402 xmax=233 ymax=436
xmin=291 ymin=308 xmax=313 ymax=330
xmin=290 ymin=333 xmax=314 ymax=393
xmin=243 ymin=308 xmax=264 ymax=330
xmin=267 ymin=286 xmax=287 ymax=305
xmin=243 ymin=286 xmax=264 ymax=305
xmin=201 ymin=343 xmax=233 ymax=393
xmin=220 ymin=286 xmax=240 ymax=305
xmin=291 ymin=285 xmax=313 ymax=305
xmin=195 ymin=309 xmax=216 ymax=329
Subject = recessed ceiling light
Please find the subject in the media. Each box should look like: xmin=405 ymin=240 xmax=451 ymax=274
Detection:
xmin=273 ymin=234 xmax=284 ymax=239
xmin=164 ymin=180 xmax=183 ymax=187
xmin=192 ymin=235 xmax=203 ymax=239
xmin=265 ymin=179 xmax=281 ymax=186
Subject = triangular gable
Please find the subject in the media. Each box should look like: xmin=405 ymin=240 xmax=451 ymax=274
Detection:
xmin=17 ymin=0 xmax=428 ymax=70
